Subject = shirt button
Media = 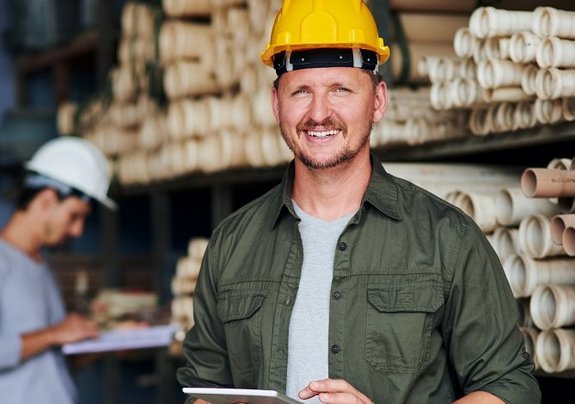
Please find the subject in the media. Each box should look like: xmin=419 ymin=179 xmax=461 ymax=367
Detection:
xmin=337 ymin=242 xmax=347 ymax=251
xmin=331 ymin=344 xmax=341 ymax=354
xmin=333 ymin=290 xmax=343 ymax=300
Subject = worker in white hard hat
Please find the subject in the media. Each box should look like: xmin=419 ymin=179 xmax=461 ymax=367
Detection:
xmin=0 ymin=137 xmax=115 ymax=404
xmin=178 ymin=0 xmax=540 ymax=403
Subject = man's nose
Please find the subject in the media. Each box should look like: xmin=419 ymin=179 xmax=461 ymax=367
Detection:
xmin=308 ymin=93 xmax=333 ymax=124
xmin=69 ymin=220 xmax=85 ymax=238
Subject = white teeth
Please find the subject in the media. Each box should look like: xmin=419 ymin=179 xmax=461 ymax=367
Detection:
xmin=307 ymin=130 xmax=338 ymax=138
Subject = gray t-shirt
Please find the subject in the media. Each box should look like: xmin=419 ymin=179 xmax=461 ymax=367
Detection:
xmin=286 ymin=203 xmax=355 ymax=402
xmin=0 ymin=240 xmax=75 ymax=404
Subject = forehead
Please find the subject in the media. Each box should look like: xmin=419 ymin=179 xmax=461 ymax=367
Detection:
xmin=279 ymin=67 xmax=371 ymax=88
xmin=59 ymin=196 xmax=92 ymax=215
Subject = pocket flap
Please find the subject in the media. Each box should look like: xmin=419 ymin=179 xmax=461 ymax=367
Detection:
xmin=217 ymin=293 xmax=265 ymax=323
xmin=368 ymin=283 xmax=442 ymax=313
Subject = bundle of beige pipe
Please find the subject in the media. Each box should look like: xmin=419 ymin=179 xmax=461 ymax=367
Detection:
xmin=423 ymin=6 xmax=575 ymax=136
xmin=56 ymin=0 xmax=476 ymax=184
xmin=499 ymin=156 xmax=575 ymax=374
xmin=170 ymin=237 xmax=209 ymax=334
xmin=521 ymin=157 xmax=575 ymax=254
xmin=60 ymin=2 xmax=575 ymax=185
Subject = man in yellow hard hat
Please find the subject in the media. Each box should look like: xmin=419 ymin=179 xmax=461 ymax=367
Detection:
xmin=0 ymin=137 xmax=115 ymax=404
xmin=178 ymin=1 xmax=541 ymax=403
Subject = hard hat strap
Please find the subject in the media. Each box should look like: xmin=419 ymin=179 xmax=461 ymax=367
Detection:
xmin=24 ymin=174 xmax=92 ymax=204
xmin=273 ymin=48 xmax=378 ymax=76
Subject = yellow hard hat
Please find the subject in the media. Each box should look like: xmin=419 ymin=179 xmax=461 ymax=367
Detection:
xmin=261 ymin=0 xmax=390 ymax=74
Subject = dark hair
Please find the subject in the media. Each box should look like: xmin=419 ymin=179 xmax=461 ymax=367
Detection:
xmin=15 ymin=172 xmax=93 ymax=211
xmin=273 ymin=69 xmax=384 ymax=91
xmin=16 ymin=187 xmax=45 ymax=211
xmin=15 ymin=186 xmax=69 ymax=211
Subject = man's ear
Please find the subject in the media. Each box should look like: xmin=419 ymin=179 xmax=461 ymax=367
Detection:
xmin=373 ymin=80 xmax=388 ymax=123
xmin=271 ymin=86 xmax=280 ymax=124
xmin=33 ymin=188 xmax=60 ymax=211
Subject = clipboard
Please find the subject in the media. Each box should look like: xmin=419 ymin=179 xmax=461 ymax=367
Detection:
xmin=62 ymin=324 xmax=179 ymax=354
xmin=182 ymin=387 xmax=301 ymax=404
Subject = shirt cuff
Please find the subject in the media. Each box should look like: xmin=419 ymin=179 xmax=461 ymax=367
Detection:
xmin=0 ymin=334 xmax=22 ymax=370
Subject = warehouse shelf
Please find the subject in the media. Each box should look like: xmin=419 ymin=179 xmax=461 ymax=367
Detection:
xmin=16 ymin=30 xmax=100 ymax=75
xmin=6 ymin=0 xmax=575 ymax=399
xmin=377 ymin=121 xmax=575 ymax=162
xmin=536 ymin=370 xmax=575 ymax=379
xmin=14 ymin=0 xmax=118 ymax=107
xmin=118 ymin=120 xmax=575 ymax=198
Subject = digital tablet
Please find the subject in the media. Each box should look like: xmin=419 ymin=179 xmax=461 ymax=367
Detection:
xmin=182 ymin=387 xmax=301 ymax=404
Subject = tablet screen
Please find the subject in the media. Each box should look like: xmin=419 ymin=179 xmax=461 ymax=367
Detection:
xmin=182 ymin=387 xmax=301 ymax=404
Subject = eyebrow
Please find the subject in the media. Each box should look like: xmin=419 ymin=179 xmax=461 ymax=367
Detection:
xmin=285 ymin=80 xmax=354 ymax=92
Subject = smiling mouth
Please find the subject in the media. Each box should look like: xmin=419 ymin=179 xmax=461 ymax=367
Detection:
xmin=305 ymin=129 xmax=340 ymax=138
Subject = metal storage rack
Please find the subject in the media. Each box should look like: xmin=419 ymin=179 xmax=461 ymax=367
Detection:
xmin=5 ymin=0 xmax=575 ymax=402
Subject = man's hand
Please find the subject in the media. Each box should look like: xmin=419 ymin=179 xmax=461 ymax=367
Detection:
xmin=50 ymin=313 xmax=100 ymax=344
xmin=299 ymin=379 xmax=373 ymax=403
xmin=453 ymin=391 xmax=505 ymax=403
xmin=21 ymin=313 xmax=99 ymax=361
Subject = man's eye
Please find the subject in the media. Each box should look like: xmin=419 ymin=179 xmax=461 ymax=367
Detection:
xmin=292 ymin=89 xmax=309 ymax=96
xmin=334 ymin=87 xmax=351 ymax=93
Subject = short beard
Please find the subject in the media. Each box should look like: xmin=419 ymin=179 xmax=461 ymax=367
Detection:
xmin=280 ymin=117 xmax=373 ymax=170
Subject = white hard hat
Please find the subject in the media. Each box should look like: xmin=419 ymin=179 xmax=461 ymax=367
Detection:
xmin=25 ymin=137 xmax=116 ymax=209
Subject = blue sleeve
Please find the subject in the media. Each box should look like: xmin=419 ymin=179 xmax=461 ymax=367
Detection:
xmin=0 ymin=265 xmax=23 ymax=370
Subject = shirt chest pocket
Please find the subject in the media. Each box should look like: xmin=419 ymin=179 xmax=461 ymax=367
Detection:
xmin=217 ymin=292 xmax=266 ymax=386
xmin=366 ymin=282 xmax=443 ymax=374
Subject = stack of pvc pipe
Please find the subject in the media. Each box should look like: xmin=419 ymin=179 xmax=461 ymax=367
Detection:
xmin=494 ymin=156 xmax=575 ymax=374
xmin=56 ymin=102 xmax=78 ymax=136
xmin=424 ymin=6 xmax=575 ymax=136
xmin=535 ymin=327 xmax=575 ymax=373
xmin=522 ymin=156 xmax=575 ymax=254
xmin=90 ymin=1 xmax=160 ymax=157
xmin=92 ymin=0 xmax=297 ymax=184
xmin=390 ymin=0 xmax=477 ymax=13
xmin=529 ymin=283 xmax=575 ymax=373
xmin=499 ymin=158 xmax=573 ymax=298
xmin=159 ymin=11 xmax=219 ymax=98
xmin=384 ymin=162 xmax=523 ymax=200
xmin=56 ymin=2 xmax=163 ymax=171
xmin=114 ymin=2 xmax=157 ymax=101
xmin=381 ymin=157 xmax=575 ymax=363
xmin=443 ymin=183 xmax=560 ymax=236
xmin=170 ymin=237 xmax=209 ymax=332
xmin=520 ymin=325 xmax=540 ymax=370
xmin=390 ymin=13 xmax=466 ymax=83
xmin=426 ymin=156 xmax=575 ymax=375
xmin=82 ymin=95 xmax=157 ymax=158
xmin=371 ymin=87 xmax=469 ymax=147
xmin=152 ymin=1 xmax=231 ymax=180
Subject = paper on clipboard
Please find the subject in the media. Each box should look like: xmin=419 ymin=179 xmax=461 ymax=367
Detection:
xmin=62 ymin=324 xmax=179 ymax=355
xmin=182 ymin=387 xmax=301 ymax=404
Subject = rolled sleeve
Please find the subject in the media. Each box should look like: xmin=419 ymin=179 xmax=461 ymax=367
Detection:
xmin=0 ymin=334 xmax=22 ymax=371
xmin=444 ymin=220 xmax=541 ymax=403
xmin=177 ymin=233 xmax=234 ymax=391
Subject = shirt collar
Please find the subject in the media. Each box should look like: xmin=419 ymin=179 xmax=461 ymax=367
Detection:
xmin=269 ymin=154 xmax=402 ymax=229
xmin=363 ymin=153 xmax=402 ymax=221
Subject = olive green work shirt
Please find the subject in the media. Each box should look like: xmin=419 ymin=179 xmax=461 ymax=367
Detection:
xmin=177 ymin=155 xmax=540 ymax=404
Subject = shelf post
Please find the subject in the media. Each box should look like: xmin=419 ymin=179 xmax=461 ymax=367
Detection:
xmin=211 ymin=184 xmax=233 ymax=228
xmin=96 ymin=0 xmax=115 ymax=87
xmin=100 ymin=205 xmax=120 ymax=288
xmin=150 ymin=190 xmax=172 ymax=304
xmin=368 ymin=0 xmax=393 ymax=87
